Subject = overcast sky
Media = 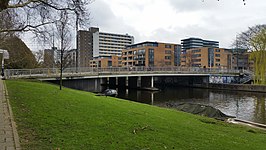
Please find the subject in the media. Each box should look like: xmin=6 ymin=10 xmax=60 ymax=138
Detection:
xmin=25 ymin=0 xmax=266 ymax=50
xmin=89 ymin=0 xmax=266 ymax=47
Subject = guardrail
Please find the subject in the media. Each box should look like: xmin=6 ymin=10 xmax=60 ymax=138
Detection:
xmin=5 ymin=67 xmax=243 ymax=79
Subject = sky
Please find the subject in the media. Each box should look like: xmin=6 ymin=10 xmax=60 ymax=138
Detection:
xmin=24 ymin=0 xmax=266 ymax=51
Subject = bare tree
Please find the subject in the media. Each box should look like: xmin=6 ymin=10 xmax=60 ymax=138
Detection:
xmin=184 ymin=51 xmax=193 ymax=67
xmin=233 ymin=25 xmax=266 ymax=84
xmin=232 ymin=25 xmax=266 ymax=50
xmin=53 ymin=10 xmax=73 ymax=90
xmin=0 ymin=0 xmax=91 ymax=38
xmin=0 ymin=0 xmax=91 ymax=89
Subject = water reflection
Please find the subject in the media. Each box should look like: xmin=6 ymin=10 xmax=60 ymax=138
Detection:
xmin=117 ymin=87 xmax=266 ymax=125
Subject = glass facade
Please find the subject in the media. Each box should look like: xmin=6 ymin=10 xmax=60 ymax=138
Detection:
xmin=208 ymin=48 xmax=214 ymax=67
xmin=181 ymin=38 xmax=219 ymax=52
xmin=148 ymin=48 xmax=154 ymax=66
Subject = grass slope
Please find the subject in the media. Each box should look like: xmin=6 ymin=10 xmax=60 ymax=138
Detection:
xmin=6 ymin=80 xmax=266 ymax=150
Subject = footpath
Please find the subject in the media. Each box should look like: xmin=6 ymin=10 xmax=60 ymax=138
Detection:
xmin=0 ymin=79 xmax=20 ymax=150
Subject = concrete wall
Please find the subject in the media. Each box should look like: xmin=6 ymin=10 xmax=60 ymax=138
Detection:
xmin=208 ymin=83 xmax=266 ymax=92
xmin=48 ymin=78 xmax=106 ymax=93
xmin=154 ymin=76 xmax=208 ymax=87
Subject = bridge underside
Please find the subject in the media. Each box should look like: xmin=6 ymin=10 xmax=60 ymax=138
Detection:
xmin=47 ymin=75 xmax=210 ymax=93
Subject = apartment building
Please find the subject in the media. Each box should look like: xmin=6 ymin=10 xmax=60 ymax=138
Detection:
xmin=181 ymin=47 xmax=232 ymax=69
xmin=77 ymin=27 xmax=134 ymax=67
xmin=121 ymin=41 xmax=181 ymax=67
xmin=90 ymin=55 xmax=121 ymax=68
xmin=227 ymin=49 xmax=253 ymax=70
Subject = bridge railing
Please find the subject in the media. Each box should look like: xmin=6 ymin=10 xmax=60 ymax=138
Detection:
xmin=5 ymin=67 xmax=242 ymax=79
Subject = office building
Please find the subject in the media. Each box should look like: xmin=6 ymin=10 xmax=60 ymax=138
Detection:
xmin=122 ymin=41 xmax=181 ymax=67
xmin=77 ymin=27 xmax=134 ymax=67
xmin=181 ymin=37 xmax=219 ymax=52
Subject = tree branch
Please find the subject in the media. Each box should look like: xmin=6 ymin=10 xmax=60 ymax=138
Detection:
xmin=0 ymin=21 xmax=55 ymax=33
xmin=6 ymin=0 xmax=41 ymax=10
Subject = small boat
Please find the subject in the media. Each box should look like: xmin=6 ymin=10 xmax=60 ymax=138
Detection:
xmin=103 ymin=89 xmax=118 ymax=97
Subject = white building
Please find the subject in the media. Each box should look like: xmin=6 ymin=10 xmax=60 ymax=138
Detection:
xmin=77 ymin=27 xmax=134 ymax=67
xmin=93 ymin=31 xmax=134 ymax=58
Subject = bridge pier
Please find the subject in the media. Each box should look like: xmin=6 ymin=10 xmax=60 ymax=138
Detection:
xmin=94 ymin=78 xmax=102 ymax=92
xmin=141 ymin=76 xmax=154 ymax=88
xmin=100 ymin=78 xmax=108 ymax=86
xmin=118 ymin=77 xmax=126 ymax=88
xmin=109 ymin=77 xmax=117 ymax=89
xmin=128 ymin=77 xmax=139 ymax=89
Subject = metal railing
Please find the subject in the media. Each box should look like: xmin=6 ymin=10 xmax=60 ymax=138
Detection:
xmin=5 ymin=67 xmax=243 ymax=79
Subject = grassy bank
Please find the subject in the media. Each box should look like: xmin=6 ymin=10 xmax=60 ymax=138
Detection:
xmin=6 ymin=80 xmax=266 ymax=149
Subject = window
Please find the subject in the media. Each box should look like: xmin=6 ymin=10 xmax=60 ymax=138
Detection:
xmin=108 ymin=61 xmax=112 ymax=67
xmin=165 ymin=50 xmax=172 ymax=54
xmin=192 ymin=54 xmax=201 ymax=58
xmin=192 ymin=49 xmax=201 ymax=53
xmin=215 ymin=49 xmax=221 ymax=52
xmin=192 ymin=59 xmax=201 ymax=62
xmin=138 ymin=49 xmax=146 ymax=55
xmin=215 ymin=54 xmax=221 ymax=57
xmin=216 ymin=59 xmax=220 ymax=62
xmin=165 ymin=56 xmax=171 ymax=60
xmin=149 ymin=49 xmax=154 ymax=66
xmin=192 ymin=64 xmax=201 ymax=67
xmin=165 ymin=44 xmax=172 ymax=48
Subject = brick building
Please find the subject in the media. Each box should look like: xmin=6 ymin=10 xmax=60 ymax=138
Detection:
xmin=122 ymin=41 xmax=181 ymax=67
xmin=181 ymin=47 xmax=232 ymax=69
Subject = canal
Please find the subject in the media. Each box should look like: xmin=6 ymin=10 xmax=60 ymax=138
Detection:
xmin=115 ymin=87 xmax=266 ymax=125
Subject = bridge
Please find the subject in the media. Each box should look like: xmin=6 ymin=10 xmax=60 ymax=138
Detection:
xmin=4 ymin=67 xmax=251 ymax=92
xmin=5 ymin=67 xmax=241 ymax=79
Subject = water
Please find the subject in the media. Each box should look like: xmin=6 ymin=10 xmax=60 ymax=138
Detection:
xmin=116 ymin=87 xmax=266 ymax=124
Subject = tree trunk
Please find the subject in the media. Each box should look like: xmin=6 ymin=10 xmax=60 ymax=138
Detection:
xmin=60 ymin=49 xmax=63 ymax=90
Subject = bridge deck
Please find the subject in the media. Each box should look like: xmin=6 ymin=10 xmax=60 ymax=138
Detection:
xmin=4 ymin=67 xmax=244 ymax=79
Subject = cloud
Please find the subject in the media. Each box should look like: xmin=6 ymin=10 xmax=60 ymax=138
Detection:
xmin=24 ymin=0 xmax=266 ymax=51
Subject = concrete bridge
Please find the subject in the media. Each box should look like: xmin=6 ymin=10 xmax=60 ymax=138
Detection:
xmin=5 ymin=67 xmax=248 ymax=92
xmin=5 ymin=67 xmax=240 ymax=79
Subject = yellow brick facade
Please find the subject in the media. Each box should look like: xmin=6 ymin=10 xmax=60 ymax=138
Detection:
xmin=90 ymin=55 xmax=121 ymax=68
xmin=122 ymin=42 xmax=178 ymax=67
xmin=181 ymin=47 xmax=232 ymax=69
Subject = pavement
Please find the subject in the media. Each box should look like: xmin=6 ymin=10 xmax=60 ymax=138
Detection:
xmin=0 ymin=79 xmax=20 ymax=150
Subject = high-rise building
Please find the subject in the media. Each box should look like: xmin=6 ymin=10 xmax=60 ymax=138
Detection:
xmin=77 ymin=27 xmax=98 ymax=68
xmin=77 ymin=27 xmax=134 ymax=67
xmin=122 ymin=41 xmax=181 ymax=67
xmin=181 ymin=37 xmax=219 ymax=52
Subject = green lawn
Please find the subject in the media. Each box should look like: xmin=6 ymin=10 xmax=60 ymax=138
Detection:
xmin=6 ymin=80 xmax=266 ymax=150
